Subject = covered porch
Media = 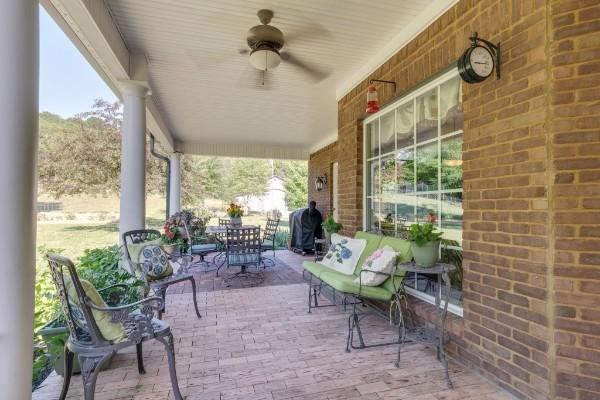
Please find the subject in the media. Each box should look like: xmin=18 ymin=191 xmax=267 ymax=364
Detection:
xmin=2 ymin=0 xmax=600 ymax=400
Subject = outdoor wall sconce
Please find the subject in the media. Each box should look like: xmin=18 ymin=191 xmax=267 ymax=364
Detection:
xmin=315 ymin=174 xmax=327 ymax=192
xmin=366 ymin=79 xmax=397 ymax=114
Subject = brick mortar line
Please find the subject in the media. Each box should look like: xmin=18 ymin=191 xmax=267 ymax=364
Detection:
xmin=545 ymin=2 xmax=557 ymax=399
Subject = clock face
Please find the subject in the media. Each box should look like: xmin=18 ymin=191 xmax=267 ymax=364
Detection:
xmin=469 ymin=46 xmax=494 ymax=78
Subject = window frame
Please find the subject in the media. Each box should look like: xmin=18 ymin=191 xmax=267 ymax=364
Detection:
xmin=362 ymin=68 xmax=464 ymax=317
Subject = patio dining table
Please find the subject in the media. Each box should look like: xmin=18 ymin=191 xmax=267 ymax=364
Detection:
xmin=206 ymin=224 xmax=259 ymax=235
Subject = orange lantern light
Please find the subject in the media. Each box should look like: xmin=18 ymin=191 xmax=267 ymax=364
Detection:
xmin=365 ymin=84 xmax=379 ymax=114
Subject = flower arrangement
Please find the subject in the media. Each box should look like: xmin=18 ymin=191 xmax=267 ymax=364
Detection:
xmin=161 ymin=216 xmax=184 ymax=245
xmin=226 ymin=203 xmax=244 ymax=218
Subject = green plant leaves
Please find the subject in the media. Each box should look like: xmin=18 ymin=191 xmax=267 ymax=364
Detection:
xmin=407 ymin=223 xmax=443 ymax=247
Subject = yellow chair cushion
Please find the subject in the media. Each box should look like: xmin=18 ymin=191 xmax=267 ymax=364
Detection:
xmin=64 ymin=276 xmax=126 ymax=343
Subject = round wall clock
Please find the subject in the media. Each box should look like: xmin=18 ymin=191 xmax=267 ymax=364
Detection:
xmin=457 ymin=32 xmax=500 ymax=84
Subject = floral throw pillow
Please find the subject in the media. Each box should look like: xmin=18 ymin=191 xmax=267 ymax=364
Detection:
xmin=319 ymin=234 xmax=367 ymax=275
xmin=355 ymin=245 xmax=398 ymax=286
xmin=137 ymin=244 xmax=174 ymax=281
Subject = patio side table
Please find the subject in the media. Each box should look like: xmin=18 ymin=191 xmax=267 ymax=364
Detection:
xmin=397 ymin=261 xmax=456 ymax=389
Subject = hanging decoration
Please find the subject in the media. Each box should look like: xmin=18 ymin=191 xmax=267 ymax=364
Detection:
xmin=365 ymin=85 xmax=379 ymax=114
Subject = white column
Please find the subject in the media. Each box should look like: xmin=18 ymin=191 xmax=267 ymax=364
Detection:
xmin=119 ymin=81 xmax=149 ymax=238
xmin=0 ymin=1 xmax=39 ymax=398
xmin=169 ymin=152 xmax=182 ymax=215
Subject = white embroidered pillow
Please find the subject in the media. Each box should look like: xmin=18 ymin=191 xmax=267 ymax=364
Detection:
xmin=355 ymin=245 xmax=397 ymax=286
xmin=318 ymin=234 xmax=367 ymax=275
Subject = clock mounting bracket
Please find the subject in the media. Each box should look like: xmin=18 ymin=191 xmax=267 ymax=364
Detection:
xmin=469 ymin=32 xmax=501 ymax=80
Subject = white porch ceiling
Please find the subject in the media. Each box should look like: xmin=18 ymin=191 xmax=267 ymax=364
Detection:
xmin=101 ymin=0 xmax=449 ymax=159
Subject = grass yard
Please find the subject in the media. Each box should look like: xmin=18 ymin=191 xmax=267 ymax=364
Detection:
xmin=36 ymin=196 xmax=291 ymax=260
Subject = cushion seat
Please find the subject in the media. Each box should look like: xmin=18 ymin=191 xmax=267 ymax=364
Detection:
xmin=191 ymin=244 xmax=217 ymax=253
xmin=320 ymin=270 xmax=393 ymax=301
xmin=228 ymin=253 xmax=260 ymax=265
xmin=303 ymin=260 xmax=333 ymax=278
xmin=261 ymin=242 xmax=274 ymax=250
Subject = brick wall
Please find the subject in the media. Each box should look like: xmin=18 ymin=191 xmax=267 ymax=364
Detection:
xmin=307 ymin=0 xmax=600 ymax=399
xmin=308 ymin=142 xmax=338 ymax=217
xmin=549 ymin=2 xmax=600 ymax=400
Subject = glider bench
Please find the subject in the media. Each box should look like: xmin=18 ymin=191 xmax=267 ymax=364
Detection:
xmin=302 ymin=231 xmax=413 ymax=366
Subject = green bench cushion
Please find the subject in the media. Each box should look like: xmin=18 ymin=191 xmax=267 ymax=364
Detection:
xmin=320 ymin=270 xmax=393 ymax=301
xmin=303 ymin=233 xmax=414 ymax=300
xmin=303 ymin=261 xmax=332 ymax=278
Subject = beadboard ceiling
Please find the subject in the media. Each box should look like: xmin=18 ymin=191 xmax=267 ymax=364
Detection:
xmin=105 ymin=0 xmax=445 ymax=158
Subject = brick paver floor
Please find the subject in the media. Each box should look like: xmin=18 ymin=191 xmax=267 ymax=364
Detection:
xmin=33 ymin=251 xmax=512 ymax=400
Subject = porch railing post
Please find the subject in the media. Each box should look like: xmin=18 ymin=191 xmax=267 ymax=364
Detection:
xmin=0 ymin=0 xmax=39 ymax=397
xmin=119 ymin=81 xmax=149 ymax=238
xmin=169 ymin=152 xmax=182 ymax=215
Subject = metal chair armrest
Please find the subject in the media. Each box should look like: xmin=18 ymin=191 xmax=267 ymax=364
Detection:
xmin=97 ymin=283 xmax=129 ymax=293
xmin=86 ymin=295 xmax=164 ymax=313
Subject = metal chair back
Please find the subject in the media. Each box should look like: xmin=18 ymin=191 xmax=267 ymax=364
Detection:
xmin=218 ymin=218 xmax=230 ymax=226
xmin=47 ymin=253 xmax=108 ymax=346
xmin=263 ymin=218 xmax=280 ymax=242
xmin=225 ymin=226 xmax=261 ymax=266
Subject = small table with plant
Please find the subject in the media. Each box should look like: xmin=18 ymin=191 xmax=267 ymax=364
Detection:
xmin=399 ymin=221 xmax=454 ymax=388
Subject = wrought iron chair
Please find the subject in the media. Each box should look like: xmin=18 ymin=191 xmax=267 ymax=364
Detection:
xmin=212 ymin=218 xmax=231 ymax=270
xmin=47 ymin=254 xmax=183 ymax=400
xmin=181 ymin=221 xmax=218 ymax=271
xmin=223 ymin=226 xmax=263 ymax=285
xmin=122 ymin=229 xmax=201 ymax=319
xmin=260 ymin=218 xmax=280 ymax=267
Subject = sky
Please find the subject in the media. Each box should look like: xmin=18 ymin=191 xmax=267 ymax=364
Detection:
xmin=40 ymin=6 xmax=117 ymax=118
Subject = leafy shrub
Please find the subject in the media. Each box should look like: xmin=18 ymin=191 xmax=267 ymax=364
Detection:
xmin=274 ymin=228 xmax=290 ymax=249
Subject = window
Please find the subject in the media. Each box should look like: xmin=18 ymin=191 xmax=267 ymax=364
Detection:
xmin=363 ymin=70 xmax=463 ymax=313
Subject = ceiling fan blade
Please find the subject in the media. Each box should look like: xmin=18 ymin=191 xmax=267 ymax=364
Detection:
xmin=235 ymin=66 xmax=274 ymax=90
xmin=284 ymin=19 xmax=332 ymax=44
xmin=280 ymin=51 xmax=331 ymax=83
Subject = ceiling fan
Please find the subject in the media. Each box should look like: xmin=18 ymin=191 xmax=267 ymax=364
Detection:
xmin=237 ymin=9 xmax=330 ymax=88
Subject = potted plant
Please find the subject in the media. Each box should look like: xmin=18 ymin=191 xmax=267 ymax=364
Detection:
xmin=226 ymin=203 xmax=244 ymax=226
xmin=407 ymin=223 xmax=443 ymax=267
xmin=322 ymin=214 xmax=343 ymax=244
xmin=161 ymin=217 xmax=183 ymax=254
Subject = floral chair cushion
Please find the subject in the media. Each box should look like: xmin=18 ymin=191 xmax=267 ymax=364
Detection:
xmin=137 ymin=244 xmax=174 ymax=281
xmin=354 ymin=245 xmax=398 ymax=286
xmin=319 ymin=233 xmax=367 ymax=275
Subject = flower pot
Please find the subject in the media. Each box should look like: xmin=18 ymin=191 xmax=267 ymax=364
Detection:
xmin=410 ymin=240 xmax=440 ymax=268
xmin=162 ymin=244 xmax=178 ymax=255
xmin=38 ymin=319 xmax=114 ymax=376
xmin=230 ymin=217 xmax=242 ymax=227
xmin=38 ymin=320 xmax=80 ymax=376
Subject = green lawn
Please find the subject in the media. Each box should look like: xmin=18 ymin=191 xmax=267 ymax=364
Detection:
xmin=36 ymin=215 xmax=290 ymax=261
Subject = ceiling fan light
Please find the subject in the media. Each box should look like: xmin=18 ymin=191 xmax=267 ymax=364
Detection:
xmin=249 ymin=47 xmax=281 ymax=71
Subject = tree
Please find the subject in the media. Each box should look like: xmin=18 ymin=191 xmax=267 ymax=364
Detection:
xmin=180 ymin=156 xmax=223 ymax=206
xmin=222 ymin=158 xmax=271 ymax=205
xmin=280 ymin=161 xmax=308 ymax=210
xmin=38 ymin=100 xmax=123 ymax=196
